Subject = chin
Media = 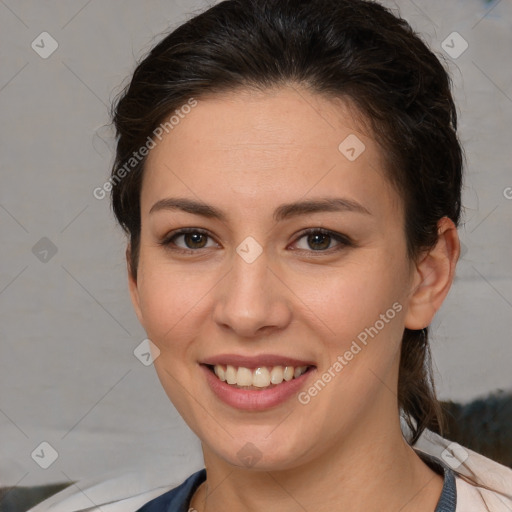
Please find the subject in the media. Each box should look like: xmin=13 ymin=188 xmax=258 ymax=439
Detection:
xmin=204 ymin=427 xmax=314 ymax=472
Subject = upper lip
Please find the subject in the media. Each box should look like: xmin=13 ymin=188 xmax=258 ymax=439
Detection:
xmin=201 ymin=353 xmax=316 ymax=368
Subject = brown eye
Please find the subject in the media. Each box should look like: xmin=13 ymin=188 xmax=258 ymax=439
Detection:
xmin=305 ymin=232 xmax=331 ymax=251
xmin=181 ymin=232 xmax=208 ymax=249
xmin=160 ymin=228 xmax=217 ymax=252
xmin=292 ymin=229 xmax=353 ymax=253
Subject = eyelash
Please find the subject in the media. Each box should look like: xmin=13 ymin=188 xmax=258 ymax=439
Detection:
xmin=159 ymin=227 xmax=354 ymax=255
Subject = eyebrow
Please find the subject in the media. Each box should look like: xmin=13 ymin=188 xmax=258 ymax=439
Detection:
xmin=149 ymin=196 xmax=371 ymax=222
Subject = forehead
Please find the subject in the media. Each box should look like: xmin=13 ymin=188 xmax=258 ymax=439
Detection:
xmin=141 ymin=86 xmax=401 ymax=220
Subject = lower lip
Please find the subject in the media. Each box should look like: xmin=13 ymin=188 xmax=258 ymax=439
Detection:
xmin=201 ymin=364 xmax=316 ymax=411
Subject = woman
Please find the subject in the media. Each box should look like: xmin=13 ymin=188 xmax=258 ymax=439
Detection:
xmin=29 ymin=0 xmax=512 ymax=510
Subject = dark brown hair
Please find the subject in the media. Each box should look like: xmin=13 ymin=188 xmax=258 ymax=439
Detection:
xmin=110 ymin=0 xmax=463 ymax=444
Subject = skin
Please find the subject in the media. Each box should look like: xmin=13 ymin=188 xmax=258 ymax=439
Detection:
xmin=128 ymin=85 xmax=460 ymax=511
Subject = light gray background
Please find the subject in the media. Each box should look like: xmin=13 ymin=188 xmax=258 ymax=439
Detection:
xmin=1 ymin=0 xmax=511 ymax=488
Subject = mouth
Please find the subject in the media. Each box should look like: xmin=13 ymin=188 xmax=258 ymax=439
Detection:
xmin=204 ymin=363 xmax=315 ymax=390
xmin=200 ymin=356 xmax=317 ymax=411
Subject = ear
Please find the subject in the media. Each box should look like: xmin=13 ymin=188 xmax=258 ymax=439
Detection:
xmin=404 ymin=217 xmax=460 ymax=330
xmin=126 ymin=244 xmax=144 ymax=327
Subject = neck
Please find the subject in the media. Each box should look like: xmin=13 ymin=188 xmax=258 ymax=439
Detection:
xmin=191 ymin=409 xmax=443 ymax=512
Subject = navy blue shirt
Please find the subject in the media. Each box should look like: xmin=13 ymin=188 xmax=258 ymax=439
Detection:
xmin=136 ymin=452 xmax=456 ymax=511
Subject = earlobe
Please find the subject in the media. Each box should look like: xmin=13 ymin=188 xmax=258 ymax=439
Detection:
xmin=404 ymin=217 xmax=460 ymax=330
xmin=126 ymin=245 xmax=144 ymax=327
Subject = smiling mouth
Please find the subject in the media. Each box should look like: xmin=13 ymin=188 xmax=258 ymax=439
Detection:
xmin=205 ymin=364 xmax=315 ymax=390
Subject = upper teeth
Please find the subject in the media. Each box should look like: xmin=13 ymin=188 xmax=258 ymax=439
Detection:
xmin=213 ymin=364 xmax=309 ymax=388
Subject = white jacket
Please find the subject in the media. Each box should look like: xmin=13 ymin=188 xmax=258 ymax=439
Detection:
xmin=28 ymin=430 xmax=512 ymax=511
xmin=415 ymin=430 xmax=512 ymax=511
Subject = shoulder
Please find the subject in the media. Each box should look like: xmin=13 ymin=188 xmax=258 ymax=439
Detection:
xmin=456 ymin=477 xmax=512 ymax=511
xmin=26 ymin=468 xmax=206 ymax=512
xmin=415 ymin=429 xmax=512 ymax=511
xmin=453 ymin=453 xmax=512 ymax=511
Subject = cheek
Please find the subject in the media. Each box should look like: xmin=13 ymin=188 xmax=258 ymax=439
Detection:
xmin=293 ymin=254 xmax=408 ymax=361
xmin=307 ymin=263 xmax=400 ymax=322
xmin=136 ymin=260 xmax=213 ymax=352
xmin=291 ymin=263 xmax=408 ymax=423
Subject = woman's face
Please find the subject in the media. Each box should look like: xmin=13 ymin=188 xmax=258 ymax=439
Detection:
xmin=130 ymin=86 xmax=418 ymax=470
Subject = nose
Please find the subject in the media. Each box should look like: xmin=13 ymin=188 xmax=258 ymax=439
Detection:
xmin=212 ymin=247 xmax=293 ymax=339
